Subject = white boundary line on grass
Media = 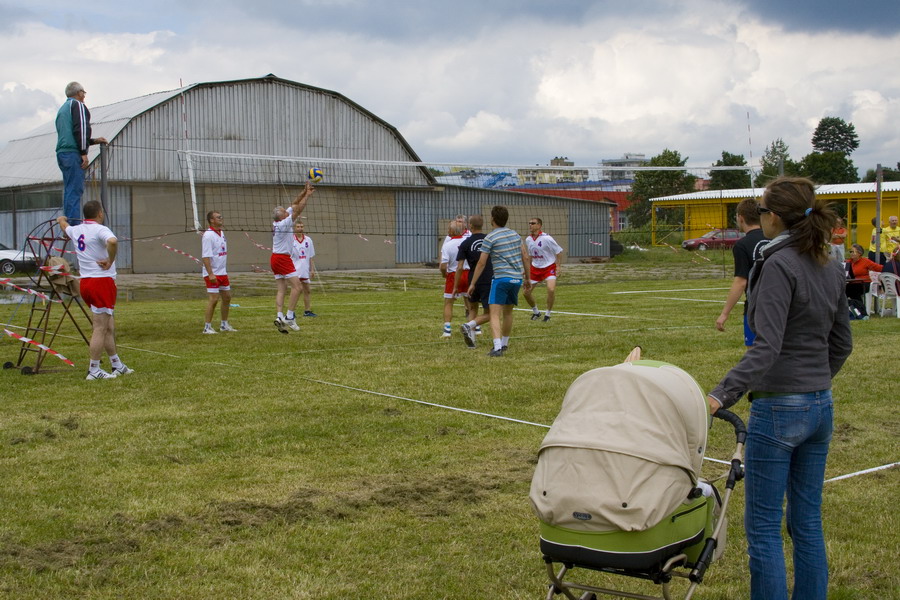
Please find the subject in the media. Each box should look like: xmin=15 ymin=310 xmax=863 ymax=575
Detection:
xmin=514 ymin=308 xmax=634 ymax=319
xmin=824 ymin=462 xmax=899 ymax=483
xmin=610 ymin=288 xmax=731 ymax=294
xmin=300 ymin=377 xmax=552 ymax=429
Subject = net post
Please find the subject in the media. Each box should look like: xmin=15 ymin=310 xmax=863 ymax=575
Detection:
xmin=184 ymin=151 xmax=202 ymax=232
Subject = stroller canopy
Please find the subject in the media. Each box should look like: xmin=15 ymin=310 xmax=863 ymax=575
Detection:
xmin=531 ymin=361 xmax=710 ymax=532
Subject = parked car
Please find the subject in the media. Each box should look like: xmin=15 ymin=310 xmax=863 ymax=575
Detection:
xmin=681 ymin=229 xmax=744 ymax=251
xmin=0 ymin=243 xmax=38 ymax=275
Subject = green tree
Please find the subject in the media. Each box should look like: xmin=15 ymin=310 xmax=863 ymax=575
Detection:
xmin=798 ymin=151 xmax=859 ymax=184
xmin=811 ymin=117 xmax=860 ymax=154
xmin=709 ymin=151 xmax=751 ymax=190
xmin=862 ymin=163 xmax=900 ymax=182
xmin=754 ymin=138 xmax=800 ymax=187
xmin=626 ymin=149 xmax=697 ymax=228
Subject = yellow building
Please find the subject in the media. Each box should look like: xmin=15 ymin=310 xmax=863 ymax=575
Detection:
xmin=650 ymin=182 xmax=900 ymax=248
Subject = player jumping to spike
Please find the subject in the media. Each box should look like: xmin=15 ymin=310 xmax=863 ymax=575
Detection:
xmin=522 ymin=217 xmax=563 ymax=322
xmin=271 ymin=180 xmax=315 ymax=333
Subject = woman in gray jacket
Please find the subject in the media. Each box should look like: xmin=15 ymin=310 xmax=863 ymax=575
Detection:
xmin=707 ymin=177 xmax=852 ymax=600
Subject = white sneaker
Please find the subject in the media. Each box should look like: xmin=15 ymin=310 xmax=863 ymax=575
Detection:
xmin=202 ymin=325 xmax=218 ymax=334
xmin=219 ymin=323 xmax=237 ymax=332
xmin=86 ymin=369 xmax=117 ymax=380
xmin=112 ymin=365 xmax=134 ymax=376
xmin=286 ymin=318 xmax=300 ymax=331
xmin=475 ymin=326 xmax=483 ymax=335
xmin=441 ymin=325 xmax=452 ymax=338
xmin=274 ymin=317 xmax=289 ymax=334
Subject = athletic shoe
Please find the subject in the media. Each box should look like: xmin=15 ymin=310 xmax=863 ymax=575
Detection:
xmin=474 ymin=326 xmax=483 ymax=335
xmin=286 ymin=318 xmax=301 ymax=331
xmin=488 ymin=348 xmax=505 ymax=357
xmin=274 ymin=317 xmax=289 ymax=334
xmin=86 ymin=369 xmax=117 ymax=380
xmin=460 ymin=323 xmax=476 ymax=348
xmin=112 ymin=365 xmax=134 ymax=376
xmin=220 ymin=323 xmax=238 ymax=332
xmin=202 ymin=325 xmax=218 ymax=334
xmin=543 ymin=314 xmax=551 ymax=322
xmin=442 ymin=325 xmax=452 ymax=338
xmin=530 ymin=312 xmax=541 ymax=320
xmin=303 ymin=310 xmax=317 ymax=317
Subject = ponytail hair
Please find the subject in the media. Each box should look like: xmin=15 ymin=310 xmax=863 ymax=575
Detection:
xmin=762 ymin=177 xmax=835 ymax=265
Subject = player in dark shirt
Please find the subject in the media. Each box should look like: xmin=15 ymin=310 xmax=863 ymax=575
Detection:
xmin=455 ymin=215 xmax=493 ymax=348
xmin=716 ymin=198 xmax=768 ymax=346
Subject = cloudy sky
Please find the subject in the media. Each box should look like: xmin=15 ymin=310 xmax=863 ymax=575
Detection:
xmin=2 ymin=0 xmax=899 ymax=176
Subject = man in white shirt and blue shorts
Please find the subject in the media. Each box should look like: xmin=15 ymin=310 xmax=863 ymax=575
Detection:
xmin=57 ymin=200 xmax=133 ymax=380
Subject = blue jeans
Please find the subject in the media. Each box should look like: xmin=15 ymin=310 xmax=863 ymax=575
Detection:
xmin=57 ymin=151 xmax=84 ymax=223
xmin=745 ymin=390 xmax=833 ymax=600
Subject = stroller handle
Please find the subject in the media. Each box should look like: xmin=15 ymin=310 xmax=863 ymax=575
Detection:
xmin=713 ymin=408 xmax=747 ymax=444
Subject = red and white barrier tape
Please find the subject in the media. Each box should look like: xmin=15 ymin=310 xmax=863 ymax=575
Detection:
xmin=3 ymin=329 xmax=75 ymax=366
xmin=0 ymin=279 xmax=62 ymax=303
xmin=244 ymin=232 xmax=272 ymax=251
xmin=161 ymin=244 xmax=201 ymax=263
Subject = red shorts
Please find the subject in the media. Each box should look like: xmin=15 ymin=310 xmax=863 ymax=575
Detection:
xmin=270 ymin=254 xmax=297 ymax=278
xmin=529 ymin=263 xmax=557 ymax=283
xmin=444 ymin=270 xmax=469 ymax=298
xmin=80 ymin=277 xmax=117 ymax=314
xmin=204 ymin=275 xmax=231 ymax=292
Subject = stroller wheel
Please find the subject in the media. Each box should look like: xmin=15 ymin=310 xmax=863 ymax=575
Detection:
xmin=579 ymin=594 xmax=597 ymax=600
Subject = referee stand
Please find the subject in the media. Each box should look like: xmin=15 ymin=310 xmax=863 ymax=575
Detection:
xmin=3 ymin=221 xmax=91 ymax=375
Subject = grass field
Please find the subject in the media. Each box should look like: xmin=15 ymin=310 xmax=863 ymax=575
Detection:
xmin=0 ymin=250 xmax=898 ymax=599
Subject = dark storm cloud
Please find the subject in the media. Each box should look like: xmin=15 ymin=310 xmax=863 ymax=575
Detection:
xmin=187 ymin=0 xmax=620 ymax=42
xmin=739 ymin=0 xmax=900 ymax=36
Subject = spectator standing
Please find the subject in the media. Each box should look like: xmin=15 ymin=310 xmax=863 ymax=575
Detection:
xmin=55 ymin=82 xmax=107 ymax=223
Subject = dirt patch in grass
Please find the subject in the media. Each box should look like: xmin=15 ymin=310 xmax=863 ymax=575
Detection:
xmin=0 ymin=469 xmax=523 ymax=573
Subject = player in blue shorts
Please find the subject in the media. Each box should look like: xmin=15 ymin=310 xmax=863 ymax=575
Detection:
xmin=467 ymin=205 xmax=531 ymax=356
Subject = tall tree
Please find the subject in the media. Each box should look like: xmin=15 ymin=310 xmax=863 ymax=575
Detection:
xmin=626 ymin=149 xmax=697 ymax=228
xmin=799 ymin=151 xmax=859 ymax=184
xmin=754 ymin=138 xmax=800 ymax=186
xmin=811 ymin=117 xmax=860 ymax=155
xmin=709 ymin=151 xmax=750 ymax=190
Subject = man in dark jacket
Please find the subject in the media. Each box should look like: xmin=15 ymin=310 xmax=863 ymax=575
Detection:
xmin=56 ymin=81 xmax=107 ymax=223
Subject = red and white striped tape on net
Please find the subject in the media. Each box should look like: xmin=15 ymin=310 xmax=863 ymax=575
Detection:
xmin=3 ymin=329 xmax=75 ymax=366
xmin=161 ymin=243 xmax=201 ymax=263
xmin=244 ymin=232 xmax=272 ymax=251
xmin=0 ymin=278 xmax=63 ymax=303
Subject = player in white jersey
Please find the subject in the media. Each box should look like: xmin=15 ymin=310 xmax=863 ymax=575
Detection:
xmin=523 ymin=217 xmax=564 ymax=322
xmin=438 ymin=221 xmax=470 ymax=337
xmin=442 ymin=214 xmax=471 ymax=246
xmin=270 ymin=180 xmax=315 ymax=333
xmin=291 ymin=220 xmax=317 ymax=317
xmin=201 ymin=210 xmax=236 ymax=334
xmin=57 ymin=200 xmax=133 ymax=380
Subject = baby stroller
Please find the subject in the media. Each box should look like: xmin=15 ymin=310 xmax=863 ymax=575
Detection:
xmin=530 ymin=353 xmax=746 ymax=600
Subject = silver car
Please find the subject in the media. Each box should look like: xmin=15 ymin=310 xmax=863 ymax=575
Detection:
xmin=0 ymin=243 xmax=38 ymax=275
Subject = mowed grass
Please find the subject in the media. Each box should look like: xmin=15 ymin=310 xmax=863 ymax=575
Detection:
xmin=0 ymin=259 xmax=897 ymax=599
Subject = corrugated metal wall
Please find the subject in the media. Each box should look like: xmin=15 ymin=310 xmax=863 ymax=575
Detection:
xmin=108 ymin=79 xmax=425 ymax=185
xmin=396 ymin=185 xmax=610 ymax=264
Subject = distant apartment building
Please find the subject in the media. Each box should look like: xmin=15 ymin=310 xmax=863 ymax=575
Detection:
xmin=600 ymin=153 xmax=648 ymax=180
xmin=519 ymin=157 xmax=589 ymax=185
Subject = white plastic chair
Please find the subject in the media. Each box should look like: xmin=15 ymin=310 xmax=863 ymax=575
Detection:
xmin=868 ymin=272 xmax=900 ymax=318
